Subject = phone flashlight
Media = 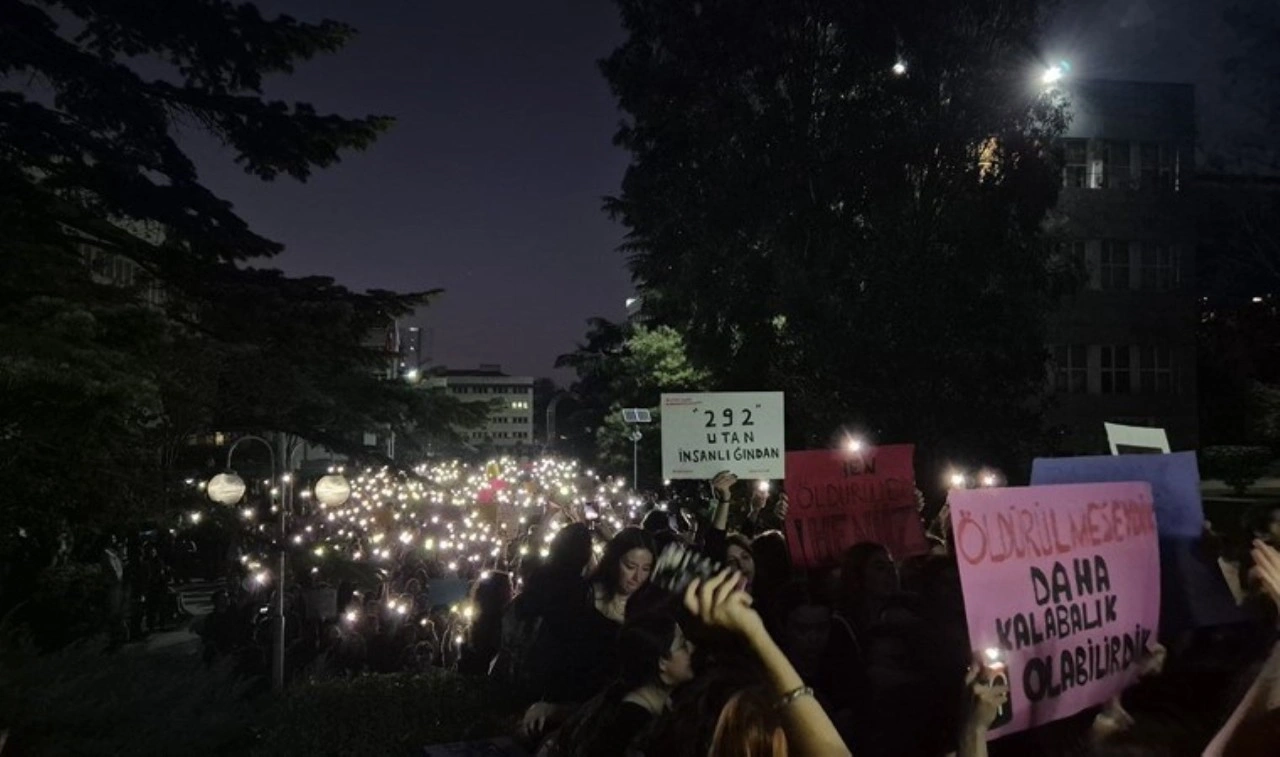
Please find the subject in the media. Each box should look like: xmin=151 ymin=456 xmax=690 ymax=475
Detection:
xmin=983 ymin=647 xmax=1005 ymax=666
xmin=758 ymin=481 xmax=771 ymax=492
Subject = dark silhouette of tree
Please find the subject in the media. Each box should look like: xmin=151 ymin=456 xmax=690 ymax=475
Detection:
xmin=1222 ymin=1 xmax=1280 ymax=174
xmin=0 ymin=1 xmax=475 ymax=539
xmin=600 ymin=0 xmax=1074 ymax=471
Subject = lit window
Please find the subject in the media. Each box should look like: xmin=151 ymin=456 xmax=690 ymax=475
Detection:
xmin=977 ymin=137 xmax=1000 ymax=179
xmin=1052 ymin=345 xmax=1087 ymax=394
xmin=1063 ymin=139 xmax=1087 ymax=188
xmin=1100 ymin=241 xmax=1130 ymax=290
xmin=1139 ymin=244 xmax=1176 ymax=291
xmin=1100 ymin=346 xmax=1132 ymax=395
xmin=1138 ymin=347 xmax=1174 ymax=395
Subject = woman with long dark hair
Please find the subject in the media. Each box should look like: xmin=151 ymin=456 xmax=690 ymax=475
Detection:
xmin=519 ymin=527 xmax=658 ymax=741
xmin=590 ymin=527 xmax=657 ymax=624
xmin=459 ymin=571 xmax=513 ymax=676
xmin=547 ymin=609 xmax=695 ymax=757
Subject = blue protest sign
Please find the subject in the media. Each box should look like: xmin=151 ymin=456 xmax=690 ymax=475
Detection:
xmin=1030 ymin=451 xmax=1244 ymax=631
xmin=1030 ymin=451 xmax=1203 ymax=538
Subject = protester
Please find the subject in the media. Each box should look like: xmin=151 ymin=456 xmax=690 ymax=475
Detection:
xmin=494 ymin=523 xmax=593 ymax=695
xmin=100 ymin=535 xmax=127 ymax=650
xmin=544 ymin=609 xmax=694 ymax=756
xmin=80 ymin=454 xmax=1280 ymax=757
xmin=725 ymin=534 xmax=756 ymax=591
xmin=519 ymin=527 xmax=657 ymax=743
xmin=683 ymin=568 xmax=852 ymax=757
xmin=459 ymin=571 xmax=513 ymax=676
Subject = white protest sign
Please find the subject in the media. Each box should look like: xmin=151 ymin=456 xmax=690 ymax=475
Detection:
xmin=661 ymin=392 xmax=785 ymax=480
xmin=1104 ymin=422 xmax=1170 ymax=455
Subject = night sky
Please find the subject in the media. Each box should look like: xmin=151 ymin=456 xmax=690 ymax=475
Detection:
xmin=189 ymin=0 xmax=1240 ymax=382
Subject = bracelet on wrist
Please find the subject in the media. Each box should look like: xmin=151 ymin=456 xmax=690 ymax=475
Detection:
xmin=776 ymin=685 xmax=814 ymax=710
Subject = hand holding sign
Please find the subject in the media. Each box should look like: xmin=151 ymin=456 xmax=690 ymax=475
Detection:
xmin=964 ymin=653 xmax=1011 ymax=734
xmin=712 ymin=471 xmax=738 ymax=501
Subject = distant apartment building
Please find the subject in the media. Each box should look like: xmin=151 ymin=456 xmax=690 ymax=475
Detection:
xmin=1046 ymin=79 xmax=1199 ymax=452
xmin=426 ymin=366 xmax=535 ymax=449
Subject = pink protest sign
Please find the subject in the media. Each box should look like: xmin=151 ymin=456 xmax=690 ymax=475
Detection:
xmin=948 ymin=482 xmax=1161 ymax=738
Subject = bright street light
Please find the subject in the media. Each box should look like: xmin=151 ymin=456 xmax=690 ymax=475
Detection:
xmin=1041 ymin=60 xmax=1070 ymax=87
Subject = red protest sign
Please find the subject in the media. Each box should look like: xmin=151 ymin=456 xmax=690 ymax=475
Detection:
xmin=783 ymin=445 xmax=928 ymax=569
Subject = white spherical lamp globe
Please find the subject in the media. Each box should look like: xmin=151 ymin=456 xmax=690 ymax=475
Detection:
xmin=314 ymin=474 xmax=352 ymax=507
xmin=207 ymin=472 xmax=247 ymax=505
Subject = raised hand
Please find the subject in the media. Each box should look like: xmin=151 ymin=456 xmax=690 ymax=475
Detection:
xmin=521 ymin=701 xmax=556 ymax=737
xmin=683 ymin=569 xmax=762 ymax=637
xmin=963 ymin=652 xmax=1010 ymax=733
xmin=712 ymin=471 xmax=738 ymax=500
xmin=773 ymin=492 xmax=790 ymax=520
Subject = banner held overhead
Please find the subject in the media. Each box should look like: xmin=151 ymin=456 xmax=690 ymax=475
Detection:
xmin=660 ymin=392 xmax=785 ymax=480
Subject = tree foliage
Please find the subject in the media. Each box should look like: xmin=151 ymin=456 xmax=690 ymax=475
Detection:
xmin=557 ymin=319 xmax=708 ymax=478
xmin=1197 ymin=178 xmax=1280 ymax=446
xmin=600 ymin=0 xmax=1074 ymax=470
xmin=1222 ymin=0 xmax=1280 ymax=174
xmin=0 ymin=1 xmax=476 ymax=539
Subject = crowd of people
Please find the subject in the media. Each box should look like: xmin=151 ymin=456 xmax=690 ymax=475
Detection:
xmin=167 ymin=470 xmax=1280 ymax=755
xmin=98 ymin=533 xmax=196 ymax=649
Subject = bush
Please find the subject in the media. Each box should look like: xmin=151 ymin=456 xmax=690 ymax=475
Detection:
xmin=21 ymin=562 xmax=109 ymax=650
xmin=1201 ymin=445 xmax=1275 ymax=496
xmin=252 ymin=672 xmax=522 ymax=757
xmin=0 ymin=637 xmax=258 ymax=756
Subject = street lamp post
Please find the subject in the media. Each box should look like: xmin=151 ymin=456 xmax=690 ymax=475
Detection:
xmin=621 ymin=408 xmax=652 ymax=491
xmin=630 ymin=429 xmax=643 ymax=490
xmin=215 ymin=434 xmax=297 ymax=694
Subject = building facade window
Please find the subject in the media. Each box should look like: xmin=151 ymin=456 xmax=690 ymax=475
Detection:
xmin=1101 ymin=141 xmax=1131 ymax=188
xmin=1063 ymin=139 xmax=1088 ymax=187
xmin=1139 ymin=244 xmax=1176 ymax=291
xmin=1100 ymin=240 xmax=1130 ymax=290
xmin=1056 ymin=240 xmax=1087 ymax=267
xmin=1100 ymin=346 xmax=1132 ymax=394
xmin=1138 ymin=346 xmax=1174 ymax=394
xmin=1052 ymin=345 xmax=1088 ymax=394
xmin=1139 ymin=143 xmax=1176 ymax=190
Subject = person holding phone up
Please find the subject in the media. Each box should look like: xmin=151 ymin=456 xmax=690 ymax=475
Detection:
xmin=683 ymin=568 xmax=853 ymax=757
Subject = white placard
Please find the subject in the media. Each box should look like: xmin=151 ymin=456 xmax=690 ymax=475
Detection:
xmin=1104 ymin=422 xmax=1171 ymax=455
xmin=661 ymin=392 xmax=785 ymax=480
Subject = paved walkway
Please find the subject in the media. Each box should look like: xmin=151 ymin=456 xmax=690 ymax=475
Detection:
xmin=138 ymin=579 xmax=221 ymax=654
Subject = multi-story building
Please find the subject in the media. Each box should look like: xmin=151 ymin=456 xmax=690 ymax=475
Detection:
xmin=426 ymin=366 xmax=535 ymax=449
xmin=1046 ymin=79 xmax=1199 ymax=453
